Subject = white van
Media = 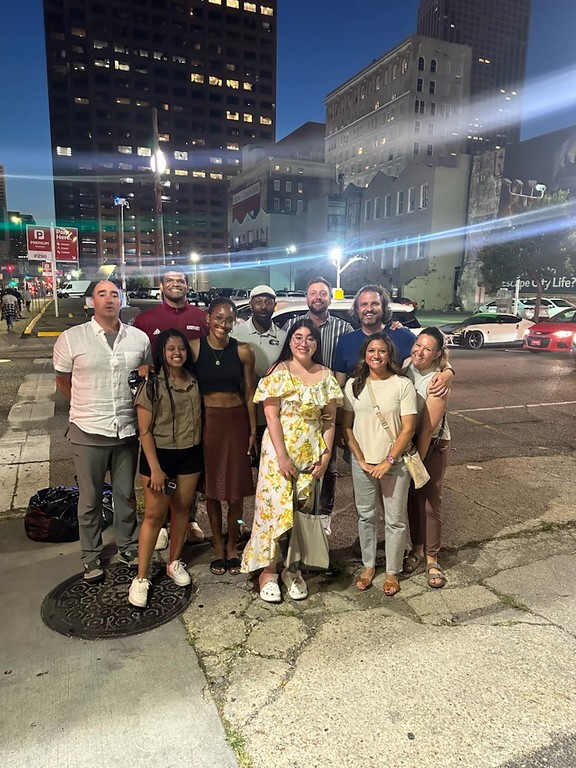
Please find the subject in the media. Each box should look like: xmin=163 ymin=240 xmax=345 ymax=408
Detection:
xmin=57 ymin=280 xmax=91 ymax=298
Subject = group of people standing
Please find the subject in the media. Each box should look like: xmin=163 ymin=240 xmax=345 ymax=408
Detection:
xmin=53 ymin=270 xmax=454 ymax=610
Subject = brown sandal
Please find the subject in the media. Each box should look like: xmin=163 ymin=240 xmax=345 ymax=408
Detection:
xmin=355 ymin=568 xmax=375 ymax=591
xmin=383 ymin=574 xmax=401 ymax=597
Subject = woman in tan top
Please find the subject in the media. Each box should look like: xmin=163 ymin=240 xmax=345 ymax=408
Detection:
xmin=129 ymin=329 xmax=203 ymax=608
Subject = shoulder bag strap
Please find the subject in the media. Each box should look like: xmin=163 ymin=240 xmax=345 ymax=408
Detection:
xmin=366 ymin=379 xmax=397 ymax=445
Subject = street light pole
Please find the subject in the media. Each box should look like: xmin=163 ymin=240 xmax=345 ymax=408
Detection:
xmin=330 ymin=246 xmax=342 ymax=290
xmin=190 ymin=251 xmax=200 ymax=291
xmin=286 ymin=244 xmax=296 ymax=290
xmin=114 ymin=196 xmax=129 ymax=293
xmin=151 ymin=107 xmax=167 ymax=270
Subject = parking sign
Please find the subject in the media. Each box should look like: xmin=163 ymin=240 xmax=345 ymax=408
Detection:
xmin=26 ymin=226 xmax=53 ymax=261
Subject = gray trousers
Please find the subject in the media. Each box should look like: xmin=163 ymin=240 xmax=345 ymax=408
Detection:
xmin=71 ymin=439 xmax=139 ymax=563
xmin=351 ymin=454 xmax=410 ymax=573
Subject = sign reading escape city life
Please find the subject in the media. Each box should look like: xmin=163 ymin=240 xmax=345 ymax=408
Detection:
xmin=26 ymin=225 xmax=79 ymax=262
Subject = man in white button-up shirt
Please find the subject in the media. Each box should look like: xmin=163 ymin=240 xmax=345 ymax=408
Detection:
xmin=54 ymin=281 xmax=152 ymax=582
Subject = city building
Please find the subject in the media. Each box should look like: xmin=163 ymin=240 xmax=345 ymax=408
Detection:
xmin=43 ymin=0 xmax=277 ymax=275
xmin=325 ymin=34 xmax=471 ymax=189
xmin=0 ymin=166 xmax=8 ymax=265
xmin=228 ymin=123 xmax=341 ymax=289
xmin=417 ymin=0 xmax=531 ymax=151
xmin=358 ymin=157 xmax=471 ymax=309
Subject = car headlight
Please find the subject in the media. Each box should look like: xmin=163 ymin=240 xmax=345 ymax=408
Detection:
xmin=552 ymin=330 xmax=574 ymax=339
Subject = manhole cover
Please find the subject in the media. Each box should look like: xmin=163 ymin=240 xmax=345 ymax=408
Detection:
xmin=41 ymin=562 xmax=194 ymax=639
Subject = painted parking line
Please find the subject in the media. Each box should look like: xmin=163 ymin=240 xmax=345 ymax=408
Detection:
xmin=452 ymin=400 xmax=576 ymax=414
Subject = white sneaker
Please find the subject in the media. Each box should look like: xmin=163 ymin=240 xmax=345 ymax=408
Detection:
xmin=320 ymin=515 xmax=332 ymax=536
xmin=167 ymin=559 xmax=191 ymax=587
xmin=155 ymin=527 xmax=169 ymax=551
xmin=128 ymin=577 xmax=150 ymax=608
xmin=186 ymin=521 xmax=205 ymax=544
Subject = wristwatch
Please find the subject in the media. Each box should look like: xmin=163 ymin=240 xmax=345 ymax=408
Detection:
xmin=386 ymin=454 xmax=396 ymax=465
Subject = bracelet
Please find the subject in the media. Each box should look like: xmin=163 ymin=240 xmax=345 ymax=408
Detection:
xmin=386 ymin=454 xmax=396 ymax=465
xmin=250 ymin=433 xmax=258 ymax=437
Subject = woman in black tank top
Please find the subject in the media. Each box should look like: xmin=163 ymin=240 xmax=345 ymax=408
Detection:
xmin=190 ymin=298 xmax=257 ymax=575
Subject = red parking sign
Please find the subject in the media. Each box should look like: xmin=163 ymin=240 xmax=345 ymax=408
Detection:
xmin=26 ymin=226 xmax=53 ymax=260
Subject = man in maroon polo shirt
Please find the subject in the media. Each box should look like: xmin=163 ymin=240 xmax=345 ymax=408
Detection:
xmin=133 ymin=269 xmax=207 ymax=347
xmin=133 ymin=269 xmax=208 ymax=545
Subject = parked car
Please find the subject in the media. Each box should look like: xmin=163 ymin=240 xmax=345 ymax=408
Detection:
xmin=392 ymin=295 xmax=418 ymax=310
xmin=128 ymin=287 xmax=153 ymax=299
xmin=523 ymin=307 xmax=576 ymax=353
xmin=275 ymin=290 xmax=306 ymax=298
xmin=230 ymin=288 xmax=249 ymax=299
xmin=186 ymin=289 xmax=203 ymax=305
xmin=271 ymin=299 xmax=422 ymax=332
xmin=478 ymin=297 xmax=575 ymax=319
xmin=439 ymin=313 xmax=533 ymax=349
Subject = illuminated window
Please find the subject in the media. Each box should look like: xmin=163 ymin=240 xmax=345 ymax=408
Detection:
xmin=226 ymin=78 xmax=239 ymax=89
xmin=210 ymin=172 xmax=223 ymax=179
xmin=175 ymin=169 xmax=188 ymax=176
xmin=209 ymin=0 xmax=222 ymax=4
xmin=93 ymin=40 xmax=108 ymax=49
xmin=226 ymin=111 xmax=240 ymax=120
xmin=118 ymin=145 xmax=132 ymax=154
xmin=74 ymin=97 xmax=89 ymax=105
xmin=174 ymin=151 xmax=188 ymax=160
xmin=227 ymin=142 xmax=239 ymax=150
xmin=243 ymin=82 xmax=253 ymax=91
xmin=227 ymin=0 xmax=240 ymax=6
xmin=260 ymin=5 xmax=274 ymax=14
xmin=192 ymin=171 xmax=207 ymax=178
xmin=209 ymin=76 xmax=223 ymax=86
xmin=243 ymin=113 xmax=253 ymax=122
xmin=136 ymin=100 xmax=150 ymax=107
xmin=173 ymin=55 xmax=186 ymax=64
xmin=260 ymin=116 xmax=272 ymax=125
xmin=71 ymin=27 xmax=86 ymax=37
xmin=116 ymin=97 xmax=131 ymax=105
xmin=210 ymin=156 xmax=223 ymax=164
xmin=138 ymin=147 xmax=151 ymax=156
xmin=244 ymin=2 xmax=256 ymax=11
xmin=95 ymin=59 xmax=110 ymax=68
xmin=114 ymin=60 xmax=130 ymax=71
xmin=56 ymin=146 xmax=72 ymax=156
xmin=158 ymin=133 xmax=170 ymax=142
xmin=191 ymin=73 xmax=205 ymax=83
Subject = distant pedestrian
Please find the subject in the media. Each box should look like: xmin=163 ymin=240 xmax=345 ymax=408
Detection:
xmin=53 ymin=281 xmax=152 ymax=583
xmin=1 ymin=291 xmax=19 ymax=332
xmin=24 ymin=287 xmax=32 ymax=313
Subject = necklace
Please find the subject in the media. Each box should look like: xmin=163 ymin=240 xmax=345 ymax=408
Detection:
xmin=208 ymin=343 xmax=226 ymax=365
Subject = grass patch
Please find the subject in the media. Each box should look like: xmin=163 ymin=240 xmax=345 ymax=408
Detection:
xmin=499 ymin=593 xmax=530 ymax=612
xmin=225 ymin=727 xmax=253 ymax=768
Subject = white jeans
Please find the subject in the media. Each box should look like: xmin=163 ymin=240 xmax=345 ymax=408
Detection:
xmin=350 ymin=455 xmax=410 ymax=573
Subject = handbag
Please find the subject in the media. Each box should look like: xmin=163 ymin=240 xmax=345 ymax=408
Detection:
xmin=285 ymin=474 xmax=330 ymax=571
xmin=366 ymin=380 xmax=430 ymax=489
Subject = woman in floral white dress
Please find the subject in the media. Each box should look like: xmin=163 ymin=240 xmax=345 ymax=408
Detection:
xmin=241 ymin=319 xmax=342 ymax=603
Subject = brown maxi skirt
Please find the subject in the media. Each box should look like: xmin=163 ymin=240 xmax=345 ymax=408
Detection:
xmin=202 ymin=404 xmax=255 ymax=500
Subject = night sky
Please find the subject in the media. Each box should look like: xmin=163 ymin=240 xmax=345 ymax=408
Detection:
xmin=0 ymin=0 xmax=574 ymax=223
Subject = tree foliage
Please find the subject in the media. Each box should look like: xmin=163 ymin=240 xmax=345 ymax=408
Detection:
xmin=477 ymin=191 xmax=576 ymax=318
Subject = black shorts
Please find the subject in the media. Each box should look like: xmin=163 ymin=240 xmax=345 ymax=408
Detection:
xmin=139 ymin=444 xmax=203 ymax=479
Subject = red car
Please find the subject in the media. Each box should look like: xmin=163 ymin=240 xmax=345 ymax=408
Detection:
xmin=523 ymin=307 xmax=576 ymax=352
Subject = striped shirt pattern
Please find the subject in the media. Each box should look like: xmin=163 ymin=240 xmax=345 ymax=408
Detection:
xmin=283 ymin=311 xmax=354 ymax=370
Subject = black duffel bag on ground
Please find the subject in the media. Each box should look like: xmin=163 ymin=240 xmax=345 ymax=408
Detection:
xmin=25 ymin=485 xmax=113 ymax=543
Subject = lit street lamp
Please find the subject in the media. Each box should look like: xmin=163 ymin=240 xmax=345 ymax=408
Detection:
xmin=286 ymin=244 xmax=297 ymax=289
xmin=151 ymin=106 xmax=167 ymax=268
xmin=190 ymin=251 xmax=200 ymax=291
xmin=331 ymin=245 xmax=366 ymax=292
xmin=114 ymin=196 xmax=129 ymax=292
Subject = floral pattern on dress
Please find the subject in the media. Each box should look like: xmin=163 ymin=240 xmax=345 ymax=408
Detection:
xmin=240 ymin=368 xmax=343 ymax=573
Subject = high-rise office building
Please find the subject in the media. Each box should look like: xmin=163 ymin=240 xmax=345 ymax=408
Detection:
xmin=43 ymin=0 xmax=277 ymax=274
xmin=417 ymin=0 xmax=531 ymax=151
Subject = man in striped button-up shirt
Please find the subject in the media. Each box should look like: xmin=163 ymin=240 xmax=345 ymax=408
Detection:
xmin=283 ymin=277 xmax=353 ymax=533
